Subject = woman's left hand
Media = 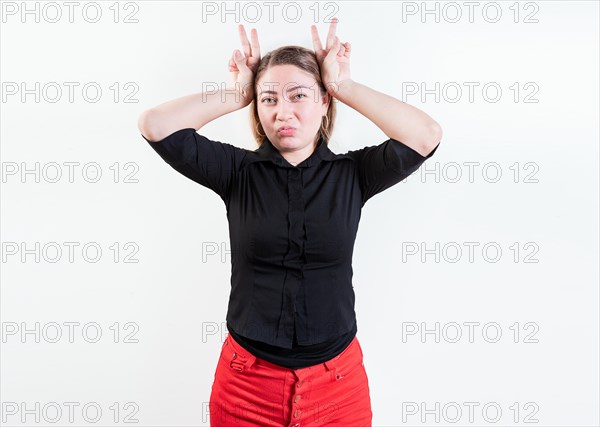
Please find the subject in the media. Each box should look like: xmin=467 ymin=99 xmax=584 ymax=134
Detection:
xmin=311 ymin=17 xmax=352 ymax=98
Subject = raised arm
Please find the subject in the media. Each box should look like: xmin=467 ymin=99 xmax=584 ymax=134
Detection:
xmin=311 ymin=18 xmax=442 ymax=156
xmin=138 ymin=25 xmax=261 ymax=142
xmin=333 ymin=80 xmax=442 ymax=157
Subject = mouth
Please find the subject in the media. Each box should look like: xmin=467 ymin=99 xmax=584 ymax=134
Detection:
xmin=277 ymin=127 xmax=296 ymax=136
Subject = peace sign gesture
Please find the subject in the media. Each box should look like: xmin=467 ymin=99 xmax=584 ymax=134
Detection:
xmin=311 ymin=17 xmax=352 ymax=98
xmin=228 ymin=24 xmax=261 ymax=104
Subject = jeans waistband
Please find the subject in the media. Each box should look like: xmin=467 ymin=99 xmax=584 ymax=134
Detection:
xmin=222 ymin=332 xmax=363 ymax=380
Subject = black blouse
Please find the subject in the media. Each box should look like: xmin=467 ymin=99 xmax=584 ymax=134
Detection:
xmin=143 ymin=128 xmax=439 ymax=367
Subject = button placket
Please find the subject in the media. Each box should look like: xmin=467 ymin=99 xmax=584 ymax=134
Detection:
xmin=277 ymin=167 xmax=306 ymax=345
xmin=290 ymin=378 xmax=306 ymax=425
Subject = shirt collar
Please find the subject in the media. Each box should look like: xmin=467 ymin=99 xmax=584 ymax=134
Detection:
xmin=243 ymin=135 xmax=350 ymax=169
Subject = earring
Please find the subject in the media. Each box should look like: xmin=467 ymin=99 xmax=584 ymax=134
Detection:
xmin=320 ymin=115 xmax=330 ymax=140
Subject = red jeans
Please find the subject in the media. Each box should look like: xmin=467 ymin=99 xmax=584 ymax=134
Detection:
xmin=209 ymin=332 xmax=373 ymax=427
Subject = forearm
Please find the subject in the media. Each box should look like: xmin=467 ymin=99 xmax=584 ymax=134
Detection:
xmin=332 ymin=80 xmax=442 ymax=156
xmin=138 ymin=88 xmax=250 ymax=142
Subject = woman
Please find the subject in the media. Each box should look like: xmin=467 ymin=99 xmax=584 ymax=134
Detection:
xmin=139 ymin=18 xmax=441 ymax=427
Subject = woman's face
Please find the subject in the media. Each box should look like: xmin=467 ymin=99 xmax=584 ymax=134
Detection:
xmin=256 ymin=64 xmax=329 ymax=154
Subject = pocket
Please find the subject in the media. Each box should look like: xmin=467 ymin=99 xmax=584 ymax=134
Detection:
xmin=221 ymin=335 xmax=254 ymax=374
xmin=330 ymin=359 xmax=365 ymax=385
xmin=219 ymin=335 xmax=233 ymax=363
xmin=329 ymin=339 xmax=365 ymax=383
xmin=228 ymin=349 xmax=254 ymax=373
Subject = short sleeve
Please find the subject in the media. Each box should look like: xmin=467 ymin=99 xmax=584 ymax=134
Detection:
xmin=142 ymin=128 xmax=246 ymax=203
xmin=345 ymin=138 xmax=439 ymax=206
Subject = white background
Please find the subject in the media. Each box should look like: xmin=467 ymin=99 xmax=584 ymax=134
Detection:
xmin=1 ymin=1 xmax=598 ymax=426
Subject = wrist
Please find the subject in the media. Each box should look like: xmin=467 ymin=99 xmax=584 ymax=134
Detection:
xmin=232 ymin=91 xmax=253 ymax=109
xmin=329 ymin=79 xmax=355 ymax=101
xmin=226 ymin=81 xmax=253 ymax=106
xmin=238 ymin=84 xmax=254 ymax=106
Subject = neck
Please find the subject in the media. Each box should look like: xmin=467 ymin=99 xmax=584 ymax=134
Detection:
xmin=280 ymin=137 xmax=321 ymax=166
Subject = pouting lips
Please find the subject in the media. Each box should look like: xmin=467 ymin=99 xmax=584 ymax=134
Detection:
xmin=278 ymin=127 xmax=296 ymax=136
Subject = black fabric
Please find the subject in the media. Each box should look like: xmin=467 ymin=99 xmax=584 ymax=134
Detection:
xmin=143 ymin=129 xmax=438 ymax=364
xmin=227 ymin=321 xmax=357 ymax=368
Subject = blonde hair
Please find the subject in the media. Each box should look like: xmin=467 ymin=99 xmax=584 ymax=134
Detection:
xmin=249 ymin=45 xmax=336 ymax=146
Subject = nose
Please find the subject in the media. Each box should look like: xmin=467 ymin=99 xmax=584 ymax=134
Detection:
xmin=276 ymin=95 xmax=295 ymax=121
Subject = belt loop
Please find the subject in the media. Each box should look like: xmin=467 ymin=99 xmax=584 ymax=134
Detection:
xmin=230 ymin=353 xmax=256 ymax=372
xmin=226 ymin=333 xmax=257 ymax=371
xmin=324 ymin=361 xmax=344 ymax=381
xmin=324 ymin=357 xmax=339 ymax=372
xmin=324 ymin=344 xmax=350 ymax=380
xmin=245 ymin=353 xmax=257 ymax=369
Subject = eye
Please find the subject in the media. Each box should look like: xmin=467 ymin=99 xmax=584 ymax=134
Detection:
xmin=260 ymin=97 xmax=275 ymax=104
xmin=293 ymin=93 xmax=307 ymax=100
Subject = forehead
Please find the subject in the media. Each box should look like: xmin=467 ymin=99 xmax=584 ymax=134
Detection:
xmin=257 ymin=65 xmax=316 ymax=92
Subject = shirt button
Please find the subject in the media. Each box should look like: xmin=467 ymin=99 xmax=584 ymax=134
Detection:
xmin=296 ymin=380 xmax=304 ymax=389
xmin=294 ymin=409 xmax=302 ymax=418
xmin=294 ymin=394 xmax=302 ymax=403
xmin=291 ymin=424 xmax=300 ymax=427
xmin=232 ymin=352 xmax=237 ymax=359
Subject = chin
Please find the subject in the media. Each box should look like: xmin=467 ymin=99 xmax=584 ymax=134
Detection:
xmin=277 ymin=135 xmax=298 ymax=143
xmin=277 ymin=139 xmax=297 ymax=149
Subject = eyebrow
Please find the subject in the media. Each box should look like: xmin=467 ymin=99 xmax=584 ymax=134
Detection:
xmin=259 ymin=85 xmax=314 ymax=96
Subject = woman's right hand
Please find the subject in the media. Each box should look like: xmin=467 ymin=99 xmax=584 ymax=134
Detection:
xmin=228 ymin=25 xmax=261 ymax=105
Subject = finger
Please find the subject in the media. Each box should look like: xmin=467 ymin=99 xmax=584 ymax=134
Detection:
xmin=325 ymin=36 xmax=340 ymax=62
xmin=229 ymin=57 xmax=238 ymax=71
xmin=333 ymin=37 xmax=344 ymax=56
xmin=238 ymin=24 xmax=251 ymax=58
xmin=249 ymin=28 xmax=261 ymax=59
xmin=326 ymin=17 xmax=338 ymax=50
xmin=234 ymin=49 xmax=246 ymax=65
xmin=338 ymin=40 xmax=350 ymax=57
xmin=310 ymin=24 xmax=323 ymax=52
